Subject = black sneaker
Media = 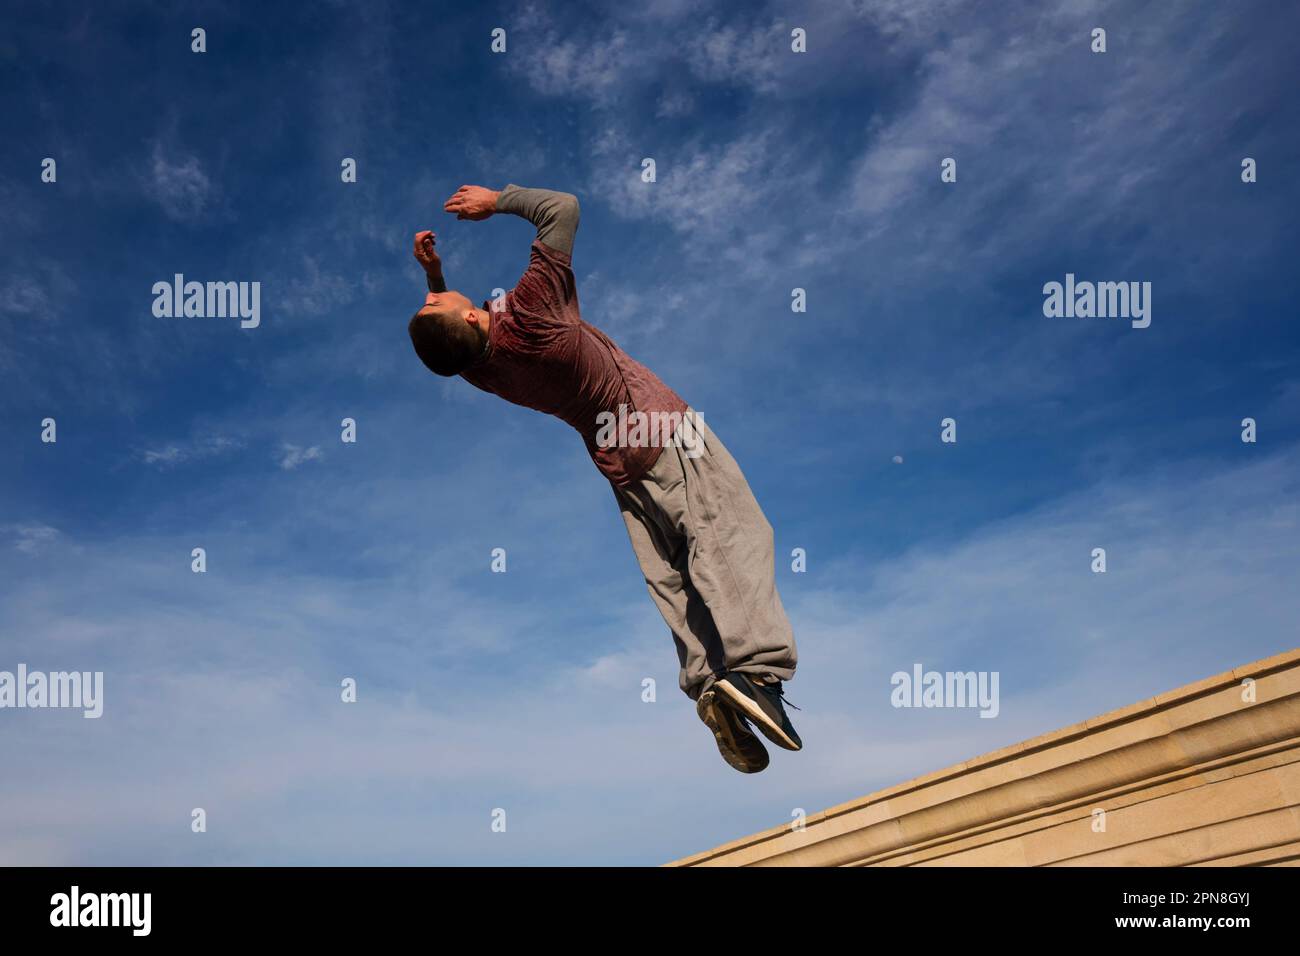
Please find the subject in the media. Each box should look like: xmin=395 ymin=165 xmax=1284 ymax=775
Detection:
xmin=697 ymin=689 xmax=769 ymax=773
xmin=713 ymin=673 xmax=802 ymax=751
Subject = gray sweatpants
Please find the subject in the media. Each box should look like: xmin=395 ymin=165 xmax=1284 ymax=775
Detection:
xmin=612 ymin=409 xmax=797 ymax=701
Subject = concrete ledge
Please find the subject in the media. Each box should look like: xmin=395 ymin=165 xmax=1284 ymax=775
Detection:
xmin=667 ymin=648 xmax=1300 ymax=867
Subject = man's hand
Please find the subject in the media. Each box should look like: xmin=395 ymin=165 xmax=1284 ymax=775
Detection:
xmin=413 ymin=230 xmax=442 ymax=275
xmin=444 ymin=185 xmax=500 ymax=221
xmin=414 ymin=230 xmax=448 ymax=293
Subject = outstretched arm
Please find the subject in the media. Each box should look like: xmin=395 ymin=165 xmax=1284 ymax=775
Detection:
xmin=494 ymin=185 xmax=580 ymax=256
xmin=443 ymin=184 xmax=580 ymax=256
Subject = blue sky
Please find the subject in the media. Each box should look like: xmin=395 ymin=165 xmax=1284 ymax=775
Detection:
xmin=1 ymin=0 xmax=1298 ymax=865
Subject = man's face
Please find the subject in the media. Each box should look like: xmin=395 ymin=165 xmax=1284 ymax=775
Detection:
xmin=418 ymin=289 xmax=474 ymax=323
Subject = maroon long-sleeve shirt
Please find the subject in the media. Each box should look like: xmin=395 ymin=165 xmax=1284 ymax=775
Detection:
xmin=458 ymin=185 xmax=688 ymax=487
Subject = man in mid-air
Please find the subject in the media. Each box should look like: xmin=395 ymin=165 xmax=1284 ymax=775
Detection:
xmin=407 ymin=182 xmax=801 ymax=773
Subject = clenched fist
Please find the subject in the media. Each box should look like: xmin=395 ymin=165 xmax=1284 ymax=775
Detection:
xmin=413 ymin=230 xmax=441 ymax=275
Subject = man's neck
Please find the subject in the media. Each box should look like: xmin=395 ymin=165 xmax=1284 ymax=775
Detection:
xmin=473 ymin=307 xmax=492 ymax=364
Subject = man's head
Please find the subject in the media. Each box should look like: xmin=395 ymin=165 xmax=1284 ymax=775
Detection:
xmin=408 ymin=290 xmax=487 ymax=376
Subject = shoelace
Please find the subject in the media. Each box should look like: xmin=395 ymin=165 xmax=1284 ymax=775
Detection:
xmin=763 ymin=680 xmax=801 ymax=712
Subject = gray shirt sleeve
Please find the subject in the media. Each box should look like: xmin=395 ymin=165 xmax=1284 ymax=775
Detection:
xmin=494 ymin=184 xmax=581 ymax=256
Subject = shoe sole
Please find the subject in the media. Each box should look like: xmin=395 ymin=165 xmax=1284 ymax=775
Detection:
xmin=698 ymin=691 xmax=768 ymax=773
xmin=713 ymin=679 xmax=801 ymax=751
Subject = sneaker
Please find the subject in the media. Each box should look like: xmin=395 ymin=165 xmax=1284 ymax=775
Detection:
xmin=697 ymin=689 xmax=769 ymax=773
xmin=713 ymin=673 xmax=802 ymax=751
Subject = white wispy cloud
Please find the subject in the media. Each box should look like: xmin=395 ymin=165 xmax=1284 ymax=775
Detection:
xmin=682 ymin=20 xmax=787 ymax=93
xmin=139 ymin=435 xmax=242 ymax=469
xmin=278 ymin=443 xmax=323 ymax=470
xmin=148 ymin=143 xmax=213 ymax=221
xmin=0 ymin=261 xmax=75 ymax=320
xmin=0 ymin=275 xmax=55 ymax=316
xmin=654 ymin=88 xmax=695 ymax=119
xmin=839 ymin=0 xmax=1263 ymax=287
xmin=517 ymin=28 xmax=633 ymax=104
xmin=585 ymin=125 xmax=819 ymax=278
xmin=578 ymin=272 xmax=685 ymax=340
xmin=4 ymin=524 xmax=62 ymax=554
xmin=273 ymin=256 xmax=356 ymax=317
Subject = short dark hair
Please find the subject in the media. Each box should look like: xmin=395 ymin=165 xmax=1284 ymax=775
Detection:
xmin=408 ymin=310 xmax=482 ymax=376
